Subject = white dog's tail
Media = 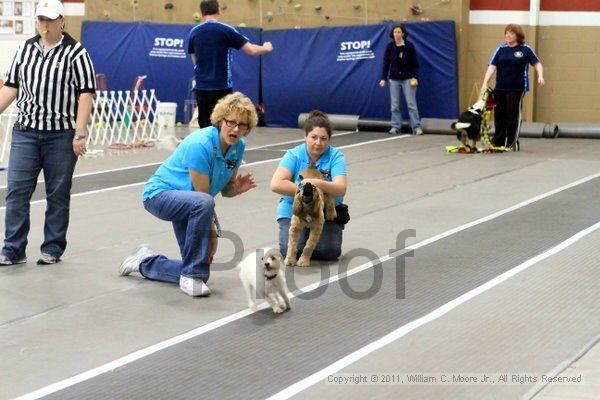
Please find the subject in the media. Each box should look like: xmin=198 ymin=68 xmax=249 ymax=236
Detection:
xmin=451 ymin=122 xmax=471 ymax=130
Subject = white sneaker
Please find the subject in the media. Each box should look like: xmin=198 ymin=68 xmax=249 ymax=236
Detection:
xmin=0 ymin=254 xmax=26 ymax=265
xmin=388 ymin=128 xmax=399 ymax=135
xmin=119 ymin=244 xmax=156 ymax=276
xmin=414 ymin=128 xmax=424 ymax=135
xmin=179 ymin=275 xmax=211 ymax=297
xmin=37 ymin=253 xmax=60 ymax=265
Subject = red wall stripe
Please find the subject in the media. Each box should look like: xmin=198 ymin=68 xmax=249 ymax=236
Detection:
xmin=470 ymin=0 xmax=529 ymax=11
xmin=472 ymin=0 xmax=600 ymax=11
xmin=541 ymin=0 xmax=600 ymax=11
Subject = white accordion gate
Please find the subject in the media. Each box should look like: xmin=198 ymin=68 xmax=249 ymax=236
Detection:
xmin=0 ymin=104 xmax=17 ymax=166
xmin=88 ymin=89 xmax=163 ymax=147
xmin=0 ymin=89 xmax=164 ymax=166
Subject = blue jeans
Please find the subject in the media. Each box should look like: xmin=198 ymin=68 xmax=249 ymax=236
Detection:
xmin=2 ymin=124 xmax=77 ymax=261
xmin=140 ymin=190 xmax=214 ymax=283
xmin=389 ymin=79 xmax=421 ymax=132
xmin=278 ymin=218 xmax=343 ymax=261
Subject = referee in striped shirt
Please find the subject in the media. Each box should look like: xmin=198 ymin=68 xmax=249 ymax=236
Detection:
xmin=0 ymin=0 xmax=96 ymax=266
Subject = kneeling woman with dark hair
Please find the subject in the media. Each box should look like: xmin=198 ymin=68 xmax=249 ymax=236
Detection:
xmin=270 ymin=110 xmax=348 ymax=261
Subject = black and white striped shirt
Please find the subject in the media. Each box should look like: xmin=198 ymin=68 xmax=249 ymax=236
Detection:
xmin=4 ymin=32 xmax=96 ymax=131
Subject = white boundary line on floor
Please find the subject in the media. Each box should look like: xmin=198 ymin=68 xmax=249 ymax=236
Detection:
xmin=13 ymin=171 xmax=600 ymax=400
xmin=523 ymin=333 xmax=600 ymax=400
xmin=246 ymin=130 xmax=357 ymax=150
xmin=0 ymin=134 xmax=410 ymax=211
xmin=0 ymin=130 xmax=359 ymax=190
xmin=68 ymin=162 xmax=161 ymax=179
xmin=267 ymin=221 xmax=600 ymax=400
xmin=0 ymin=161 xmax=163 ymax=190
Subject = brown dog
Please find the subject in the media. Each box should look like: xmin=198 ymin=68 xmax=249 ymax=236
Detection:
xmin=285 ymin=164 xmax=337 ymax=267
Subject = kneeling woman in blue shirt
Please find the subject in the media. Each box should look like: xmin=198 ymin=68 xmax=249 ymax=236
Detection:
xmin=270 ymin=110 xmax=348 ymax=261
xmin=481 ymin=24 xmax=544 ymax=150
xmin=119 ymin=92 xmax=257 ymax=296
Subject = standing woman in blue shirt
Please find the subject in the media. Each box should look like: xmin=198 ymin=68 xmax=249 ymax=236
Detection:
xmin=270 ymin=111 xmax=347 ymax=261
xmin=380 ymin=24 xmax=423 ymax=136
xmin=119 ymin=92 xmax=257 ymax=297
xmin=481 ymin=24 xmax=544 ymax=150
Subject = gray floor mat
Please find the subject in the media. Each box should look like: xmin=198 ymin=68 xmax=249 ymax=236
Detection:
xmin=38 ymin=178 xmax=600 ymax=399
xmin=0 ymin=131 xmax=379 ymax=206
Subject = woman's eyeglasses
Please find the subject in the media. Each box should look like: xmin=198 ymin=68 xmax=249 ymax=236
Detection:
xmin=223 ymin=119 xmax=250 ymax=131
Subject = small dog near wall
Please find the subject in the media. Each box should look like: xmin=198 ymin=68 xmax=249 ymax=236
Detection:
xmin=238 ymin=248 xmax=291 ymax=313
xmin=285 ymin=164 xmax=336 ymax=268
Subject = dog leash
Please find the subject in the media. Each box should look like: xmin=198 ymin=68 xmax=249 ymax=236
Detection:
xmin=480 ymin=88 xmax=506 ymax=153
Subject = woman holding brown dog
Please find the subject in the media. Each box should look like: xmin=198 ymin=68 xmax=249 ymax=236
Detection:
xmin=270 ymin=110 xmax=348 ymax=261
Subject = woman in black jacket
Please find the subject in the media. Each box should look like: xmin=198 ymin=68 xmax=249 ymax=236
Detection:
xmin=380 ymin=24 xmax=423 ymax=135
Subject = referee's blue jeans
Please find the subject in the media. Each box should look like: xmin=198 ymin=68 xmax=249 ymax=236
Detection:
xmin=2 ymin=125 xmax=77 ymax=261
xmin=140 ymin=190 xmax=214 ymax=283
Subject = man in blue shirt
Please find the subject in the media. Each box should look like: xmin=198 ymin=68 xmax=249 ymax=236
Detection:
xmin=188 ymin=0 xmax=273 ymax=128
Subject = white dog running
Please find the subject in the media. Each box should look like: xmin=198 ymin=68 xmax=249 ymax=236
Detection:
xmin=238 ymin=248 xmax=292 ymax=313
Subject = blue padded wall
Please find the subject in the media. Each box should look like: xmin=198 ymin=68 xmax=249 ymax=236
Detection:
xmin=81 ymin=21 xmax=458 ymax=128
xmin=262 ymin=21 xmax=458 ymax=127
xmin=81 ymin=21 xmax=261 ymax=123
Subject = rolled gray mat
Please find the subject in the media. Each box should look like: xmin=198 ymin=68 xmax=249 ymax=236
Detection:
xmin=297 ymin=114 xmax=583 ymax=141
xmin=519 ymin=122 xmax=546 ymax=138
xmin=356 ymin=118 xmax=411 ymax=132
xmin=421 ymin=119 xmax=558 ymax=140
xmin=555 ymin=123 xmax=600 ymax=139
xmin=420 ymin=118 xmax=456 ymax=135
xmin=543 ymin=123 xmax=559 ymax=139
xmin=298 ymin=113 xmax=359 ymax=131
xmin=357 ymin=118 xmax=390 ymax=132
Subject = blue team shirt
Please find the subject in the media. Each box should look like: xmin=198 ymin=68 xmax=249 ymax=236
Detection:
xmin=142 ymin=126 xmax=245 ymax=201
xmin=276 ymin=143 xmax=347 ymax=220
xmin=187 ymin=20 xmax=248 ymax=90
xmin=489 ymin=43 xmax=540 ymax=92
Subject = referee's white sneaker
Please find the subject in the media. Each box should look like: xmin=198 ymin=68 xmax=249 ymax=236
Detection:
xmin=179 ymin=276 xmax=211 ymax=297
xmin=119 ymin=244 xmax=156 ymax=276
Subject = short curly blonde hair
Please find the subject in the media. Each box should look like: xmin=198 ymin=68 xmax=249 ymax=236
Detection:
xmin=210 ymin=92 xmax=258 ymax=133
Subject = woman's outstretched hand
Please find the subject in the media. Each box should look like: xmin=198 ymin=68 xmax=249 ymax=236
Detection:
xmin=236 ymin=172 xmax=257 ymax=194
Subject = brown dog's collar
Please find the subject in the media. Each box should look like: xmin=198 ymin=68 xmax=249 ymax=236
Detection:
xmin=265 ymin=273 xmax=278 ymax=280
xmin=301 ymin=215 xmax=313 ymax=224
